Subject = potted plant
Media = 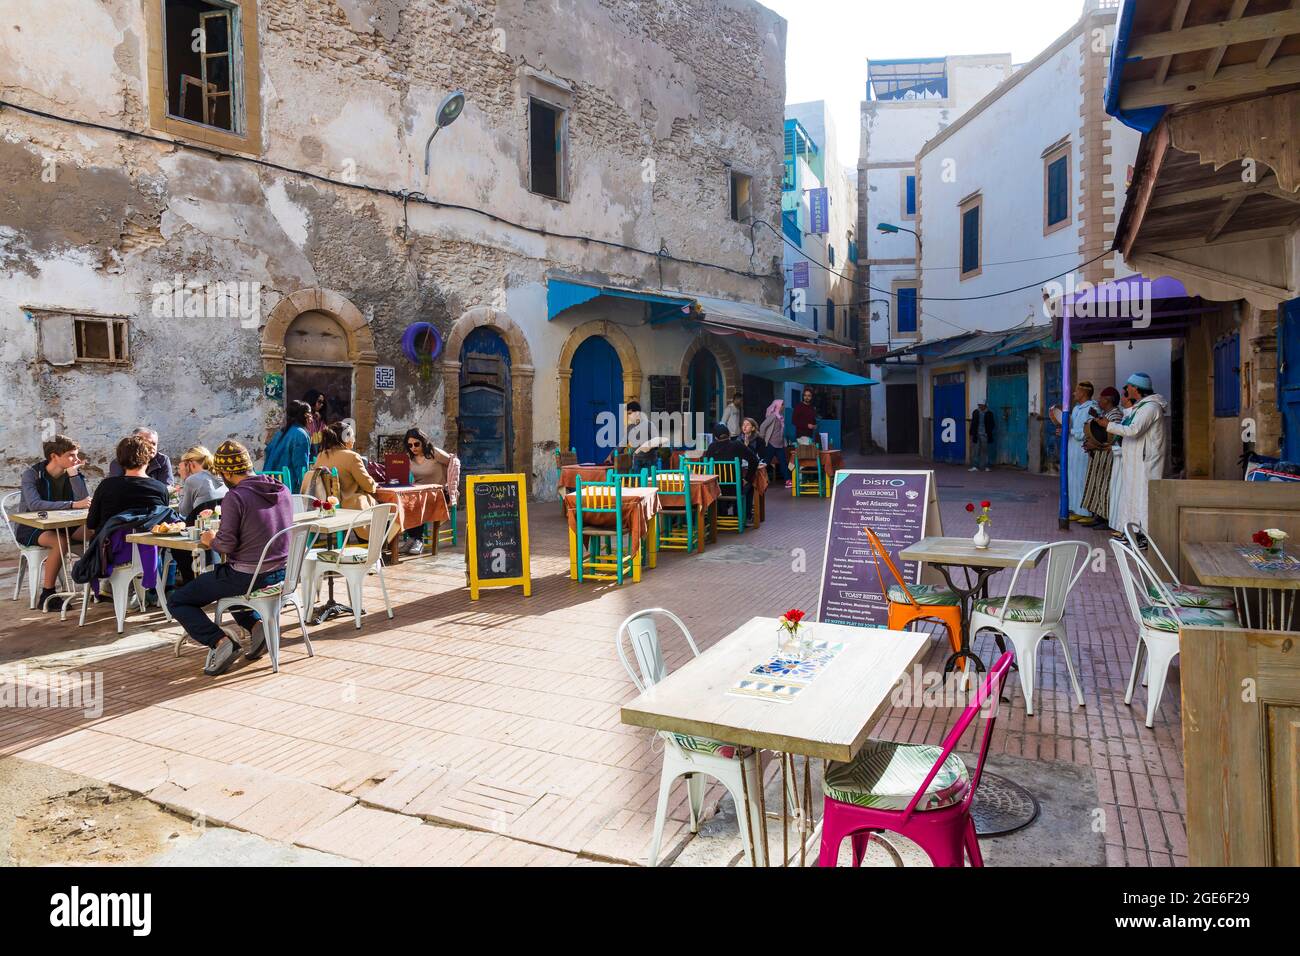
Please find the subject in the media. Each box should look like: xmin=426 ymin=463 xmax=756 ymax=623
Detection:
xmin=1252 ymin=528 xmax=1289 ymax=559
xmin=776 ymin=607 xmax=813 ymax=659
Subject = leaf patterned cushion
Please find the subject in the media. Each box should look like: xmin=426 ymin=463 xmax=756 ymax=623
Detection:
xmin=250 ymin=582 xmax=283 ymax=598
xmin=823 ymin=740 xmax=969 ymax=812
xmin=972 ymin=594 xmax=1045 ymax=622
xmin=1139 ymin=605 xmax=1238 ymax=633
xmin=316 ymin=547 xmax=369 ymax=565
xmin=667 ymin=732 xmax=745 ymax=760
xmin=886 ymin=583 xmax=960 ymax=607
xmin=1146 ymin=582 xmax=1235 ymax=610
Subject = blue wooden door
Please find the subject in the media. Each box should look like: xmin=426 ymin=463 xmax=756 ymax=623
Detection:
xmin=986 ymin=361 xmax=1028 ymax=468
xmin=1281 ymin=298 xmax=1300 ymax=461
xmin=1043 ymin=358 xmax=1062 ymax=469
xmin=568 ymin=336 xmax=623 ymax=464
xmin=459 ymin=385 xmax=508 ymax=472
xmin=931 ymin=372 xmax=966 ymax=463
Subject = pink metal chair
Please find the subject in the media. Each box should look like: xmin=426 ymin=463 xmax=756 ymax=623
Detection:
xmin=817 ymin=651 xmax=1014 ymax=867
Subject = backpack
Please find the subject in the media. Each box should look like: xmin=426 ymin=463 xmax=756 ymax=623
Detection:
xmin=300 ymin=465 xmax=341 ymax=503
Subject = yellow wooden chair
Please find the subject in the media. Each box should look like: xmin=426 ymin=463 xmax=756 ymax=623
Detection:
xmin=574 ymin=479 xmax=638 ymax=584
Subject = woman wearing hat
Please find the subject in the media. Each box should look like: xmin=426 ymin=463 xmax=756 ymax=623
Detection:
xmin=1103 ymin=372 xmax=1169 ymax=542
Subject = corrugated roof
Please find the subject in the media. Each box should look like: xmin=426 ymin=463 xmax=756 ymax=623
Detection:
xmin=881 ymin=325 xmax=1057 ymax=363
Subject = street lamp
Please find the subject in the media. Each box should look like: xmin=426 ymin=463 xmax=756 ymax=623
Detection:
xmin=877 ymin=221 xmax=922 ymax=258
xmin=423 ymin=90 xmax=467 ymax=175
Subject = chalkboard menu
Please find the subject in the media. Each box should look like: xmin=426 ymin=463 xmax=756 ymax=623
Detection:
xmin=816 ymin=470 xmax=934 ymax=628
xmin=648 ymin=375 xmax=682 ymax=414
xmin=465 ymin=474 xmax=532 ymax=600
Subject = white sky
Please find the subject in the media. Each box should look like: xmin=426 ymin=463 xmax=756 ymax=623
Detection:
xmin=760 ymin=0 xmax=1091 ymax=168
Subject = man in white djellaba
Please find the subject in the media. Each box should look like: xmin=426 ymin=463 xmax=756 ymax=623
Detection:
xmin=1103 ymin=372 xmax=1169 ymax=543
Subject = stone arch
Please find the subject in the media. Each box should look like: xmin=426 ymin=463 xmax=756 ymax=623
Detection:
xmin=679 ymin=330 xmax=741 ymax=417
xmin=262 ymin=288 xmax=378 ymax=449
xmin=439 ymin=306 xmax=535 ymax=483
xmin=556 ymin=320 xmax=643 ymax=456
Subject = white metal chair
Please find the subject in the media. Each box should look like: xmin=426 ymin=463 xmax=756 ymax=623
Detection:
xmin=1123 ymin=522 xmax=1235 ymax=610
xmin=78 ymin=539 xmax=146 ymax=634
xmin=290 ymin=494 xmax=315 ymax=516
xmin=968 ymin=541 xmax=1091 ymax=716
xmin=1110 ymin=539 xmax=1237 ymax=728
xmin=2 ymin=491 xmax=50 ymax=608
xmin=208 ymin=523 xmax=314 ymax=673
xmin=617 ymin=608 xmax=768 ymax=867
xmin=300 ymin=504 xmax=396 ymax=630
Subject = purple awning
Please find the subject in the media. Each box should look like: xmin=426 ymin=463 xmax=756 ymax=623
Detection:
xmin=1061 ymin=274 xmax=1214 ymax=343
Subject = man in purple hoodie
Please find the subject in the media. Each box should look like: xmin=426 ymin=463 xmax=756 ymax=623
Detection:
xmin=168 ymin=440 xmax=293 ymax=676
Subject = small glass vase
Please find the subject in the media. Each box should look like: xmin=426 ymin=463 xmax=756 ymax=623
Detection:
xmin=973 ymin=522 xmax=991 ymax=550
xmin=777 ymin=622 xmax=815 ymax=660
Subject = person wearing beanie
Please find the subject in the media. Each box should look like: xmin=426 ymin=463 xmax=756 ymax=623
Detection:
xmin=1104 ymin=372 xmax=1169 ymax=542
xmin=168 ymin=440 xmax=294 ymax=676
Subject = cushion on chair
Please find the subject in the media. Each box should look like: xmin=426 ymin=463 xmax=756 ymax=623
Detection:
xmin=250 ymin=582 xmax=283 ymax=598
xmin=1146 ymin=582 xmax=1235 ymax=610
xmin=971 ymin=594 xmax=1045 ymax=622
xmin=667 ymin=732 xmax=745 ymax=760
xmin=886 ymin=583 xmax=959 ymax=607
xmin=1139 ymin=605 xmax=1238 ymax=633
xmin=316 ymin=547 xmax=369 ymax=564
xmin=823 ymin=740 xmax=969 ymax=812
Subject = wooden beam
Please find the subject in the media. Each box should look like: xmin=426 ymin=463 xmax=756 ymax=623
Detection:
xmin=1205 ymin=0 xmax=1252 ymax=81
xmin=1130 ymin=252 xmax=1292 ymax=305
xmin=1258 ymin=0 xmax=1300 ymax=68
xmin=1205 ymin=194 xmax=1247 ymax=241
xmin=1140 ymin=224 xmax=1288 ymax=254
xmin=1131 ymin=8 xmax=1300 ymax=60
xmin=1148 ymin=174 xmax=1278 ymax=210
xmin=1155 ymin=0 xmax=1193 ymax=87
xmin=1119 ymin=53 xmax=1300 ymax=109
xmin=1262 ymin=184 xmax=1300 ymax=205
xmin=1120 ymin=122 xmax=1171 ymax=261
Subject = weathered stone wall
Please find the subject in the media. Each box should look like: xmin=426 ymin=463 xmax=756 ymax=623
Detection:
xmin=0 ymin=0 xmax=787 ymax=497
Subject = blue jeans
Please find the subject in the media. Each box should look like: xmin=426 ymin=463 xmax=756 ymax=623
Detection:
xmin=169 ymin=563 xmax=285 ymax=648
xmin=972 ymin=436 xmax=992 ymax=469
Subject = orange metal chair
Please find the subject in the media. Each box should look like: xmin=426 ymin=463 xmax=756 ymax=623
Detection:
xmin=864 ymin=527 xmax=964 ymax=666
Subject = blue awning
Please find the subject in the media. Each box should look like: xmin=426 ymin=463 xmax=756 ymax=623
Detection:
xmin=547 ymin=278 xmax=692 ymax=322
xmin=1105 ymin=0 xmax=1167 ymax=133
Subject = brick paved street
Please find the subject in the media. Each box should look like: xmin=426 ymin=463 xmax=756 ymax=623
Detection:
xmin=0 ymin=455 xmax=1186 ymax=866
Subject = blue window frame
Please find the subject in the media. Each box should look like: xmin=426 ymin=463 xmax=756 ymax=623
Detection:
xmin=896 ymin=287 xmax=918 ymax=334
xmin=1213 ymin=333 xmax=1240 ymax=418
xmin=961 ymin=203 xmax=980 ymax=275
xmin=1046 ymin=155 xmax=1068 ymax=227
xmin=905 ymin=175 xmax=916 ymax=216
xmin=826 ymin=299 xmax=835 ymax=332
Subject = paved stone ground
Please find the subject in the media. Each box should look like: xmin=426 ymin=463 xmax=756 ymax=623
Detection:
xmin=0 ymin=455 xmax=1185 ymax=866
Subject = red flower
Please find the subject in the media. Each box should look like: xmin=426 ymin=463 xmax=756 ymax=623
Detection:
xmin=784 ymin=608 xmax=806 ymax=625
xmin=1253 ymin=530 xmax=1273 ymax=548
xmin=965 ymin=503 xmax=975 ymax=513
xmin=981 ymin=500 xmax=991 ymax=509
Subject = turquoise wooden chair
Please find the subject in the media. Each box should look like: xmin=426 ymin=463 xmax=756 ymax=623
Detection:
xmin=793 ymin=445 xmax=825 ymax=498
xmin=684 ymin=457 xmax=713 ymax=477
xmin=610 ymin=470 xmax=649 ymax=488
xmin=711 ymin=458 xmax=746 ymax=534
xmin=259 ymin=467 xmax=292 ymax=487
xmin=653 ymin=467 xmax=696 ymax=553
xmin=574 ymin=478 xmax=637 ymax=584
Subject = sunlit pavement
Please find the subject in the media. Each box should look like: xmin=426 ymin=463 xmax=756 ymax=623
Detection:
xmin=0 ymin=455 xmax=1184 ymax=866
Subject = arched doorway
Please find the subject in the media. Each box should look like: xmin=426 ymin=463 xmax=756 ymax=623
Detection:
xmin=458 ymin=326 xmax=513 ymax=474
xmin=568 ymin=336 xmax=623 ymax=463
xmin=262 ymin=289 xmax=377 ymax=451
xmin=284 ymin=310 xmax=353 ymax=427
xmin=689 ymin=348 xmax=723 ymax=429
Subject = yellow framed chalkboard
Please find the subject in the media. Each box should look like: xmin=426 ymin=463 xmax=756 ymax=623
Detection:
xmin=465 ymin=474 xmax=532 ymax=600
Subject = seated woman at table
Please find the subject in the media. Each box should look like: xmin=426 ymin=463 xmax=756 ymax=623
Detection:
xmin=15 ymin=434 xmax=92 ymax=611
xmin=703 ymin=423 xmax=760 ymax=522
xmin=263 ymin=400 xmax=312 ymax=493
xmin=171 ymin=446 xmax=227 ymax=585
xmin=84 ymin=435 xmax=173 ymax=605
xmin=401 ymin=427 xmax=456 ymax=555
xmin=313 ymin=424 xmax=379 ymax=512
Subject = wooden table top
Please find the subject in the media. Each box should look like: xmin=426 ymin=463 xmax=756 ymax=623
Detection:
xmin=8 ymin=509 xmax=88 ymax=530
xmin=620 ymin=616 xmax=929 ymax=762
xmin=900 ymin=536 xmax=1048 ymax=569
xmin=1183 ymin=540 xmax=1300 ymax=590
xmin=293 ymin=508 xmax=368 ymax=533
xmin=126 ymin=530 xmax=203 ymax=550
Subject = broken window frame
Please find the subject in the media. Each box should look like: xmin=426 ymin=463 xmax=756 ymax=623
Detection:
xmin=163 ymin=0 xmax=244 ymax=136
xmin=528 ymin=95 xmax=568 ymax=201
xmin=73 ymin=316 xmax=131 ymax=365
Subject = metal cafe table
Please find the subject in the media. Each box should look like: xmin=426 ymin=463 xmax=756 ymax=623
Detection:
xmin=899 ymin=536 xmax=1048 ymax=674
xmin=8 ymin=509 xmax=88 ymax=617
xmin=621 ymin=615 xmax=929 ymax=866
xmin=1182 ymin=540 xmax=1300 ymax=631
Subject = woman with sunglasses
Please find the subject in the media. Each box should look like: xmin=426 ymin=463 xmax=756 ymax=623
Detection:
xmin=401 ymin=428 xmax=454 ymax=555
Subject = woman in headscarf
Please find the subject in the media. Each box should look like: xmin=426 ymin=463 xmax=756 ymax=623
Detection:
xmin=758 ymin=399 xmax=790 ymax=487
xmin=302 ymin=389 xmax=327 ymax=460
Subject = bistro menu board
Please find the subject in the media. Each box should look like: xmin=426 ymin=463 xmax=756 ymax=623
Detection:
xmin=465 ymin=474 xmax=532 ymax=600
xmin=816 ymin=470 xmax=934 ymax=628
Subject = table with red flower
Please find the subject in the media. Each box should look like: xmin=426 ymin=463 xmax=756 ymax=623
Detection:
xmin=1182 ymin=540 xmax=1300 ymax=631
